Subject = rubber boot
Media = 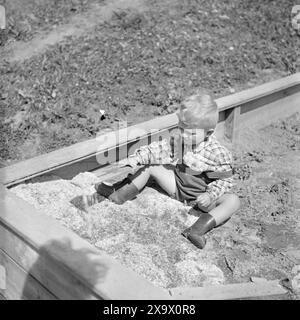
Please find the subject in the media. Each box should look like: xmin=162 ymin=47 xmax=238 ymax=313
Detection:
xmin=182 ymin=212 xmax=216 ymax=249
xmin=108 ymin=181 xmax=139 ymax=205
xmin=95 ymin=176 xmax=132 ymax=198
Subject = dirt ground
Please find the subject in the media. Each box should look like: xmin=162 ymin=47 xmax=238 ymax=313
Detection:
xmin=1 ymin=0 xmax=299 ymax=166
xmin=10 ymin=113 xmax=300 ymax=298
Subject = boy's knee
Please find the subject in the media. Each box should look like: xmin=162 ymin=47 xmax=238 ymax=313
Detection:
xmin=148 ymin=165 xmax=162 ymax=177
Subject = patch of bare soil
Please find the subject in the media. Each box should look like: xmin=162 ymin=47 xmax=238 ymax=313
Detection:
xmin=2 ymin=0 xmax=145 ymax=62
xmin=10 ymin=113 xmax=300 ymax=297
xmin=0 ymin=0 xmax=102 ymax=46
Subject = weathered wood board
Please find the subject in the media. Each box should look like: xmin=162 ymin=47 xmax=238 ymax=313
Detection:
xmin=170 ymin=281 xmax=287 ymax=300
xmin=0 ymin=248 xmax=56 ymax=300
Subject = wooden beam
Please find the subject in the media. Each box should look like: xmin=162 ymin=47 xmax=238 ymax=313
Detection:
xmin=169 ymin=280 xmax=287 ymax=300
xmin=0 ymin=185 xmax=171 ymax=300
xmin=237 ymin=89 xmax=300 ymax=129
xmin=0 ymin=224 xmax=99 ymax=300
xmin=0 ymin=249 xmax=56 ymax=300
xmin=224 ymin=106 xmax=241 ymax=143
xmin=92 ymin=163 xmax=136 ymax=182
xmin=217 ymin=72 xmax=300 ymax=112
xmin=0 ymin=114 xmax=178 ymax=187
xmin=215 ymin=84 xmax=300 ymax=141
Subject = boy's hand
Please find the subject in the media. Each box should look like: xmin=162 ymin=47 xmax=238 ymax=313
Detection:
xmin=196 ymin=193 xmax=211 ymax=207
xmin=117 ymin=159 xmax=130 ymax=168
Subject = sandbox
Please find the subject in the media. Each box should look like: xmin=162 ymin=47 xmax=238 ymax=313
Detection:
xmin=1 ymin=74 xmax=300 ymax=299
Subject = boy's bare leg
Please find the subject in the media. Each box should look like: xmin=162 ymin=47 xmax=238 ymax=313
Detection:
xmin=131 ymin=165 xmax=177 ymax=197
xmin=198 ymin=194 xmax=240 ymax=226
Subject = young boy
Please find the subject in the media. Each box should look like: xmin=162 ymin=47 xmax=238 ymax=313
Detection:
xmin=83 ymin=90 xmax=240 ymax=249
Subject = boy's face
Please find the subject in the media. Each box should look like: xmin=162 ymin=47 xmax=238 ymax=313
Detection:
xmin=177 ymin=106 xmax=205 ymax=145
xmin=180 ymin=127 xmax=205 ymax=146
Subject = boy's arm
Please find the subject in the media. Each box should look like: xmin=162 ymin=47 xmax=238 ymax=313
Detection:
xmin=206 ymin=177 xmax=233 ymax=203
xmin=118 ymin=138 xmax=173 ymax=168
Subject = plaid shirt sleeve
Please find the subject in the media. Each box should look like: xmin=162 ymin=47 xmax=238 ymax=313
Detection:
xmin=121 ymin=138 xmax=173 ymax=168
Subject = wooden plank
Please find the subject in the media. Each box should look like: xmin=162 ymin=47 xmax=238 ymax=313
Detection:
xmin=238 ymin=89 xmax=300 ymax=129
xmin=170 ymin=280 xmax=287 ymax=300
xmin=0 ymin=114 xmax=178 ymax=187
xmin=0 ymin=185 xmax=171 ymax=300
xmin=217 ymin=72 xmax=300 ymax=112
xmin=215 ymin=85 xmax=300 ymax=141
xmin=92 ymin=163 xmax=136 ymax=182
xmin=0 ymin=224 xmax=98 ymax=300
xmin=0 ymin=249 xmax=56 ymax=300
xmin=224 ymin=106 xmax=241 ymax=143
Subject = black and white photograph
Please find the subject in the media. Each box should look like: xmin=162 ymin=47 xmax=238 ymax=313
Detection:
xmin=0 ymin=0 xmax=299 ymax=303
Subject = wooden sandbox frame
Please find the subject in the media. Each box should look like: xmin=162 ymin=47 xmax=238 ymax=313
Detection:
xmin=0 ymin=73 xmax=300 ymax=300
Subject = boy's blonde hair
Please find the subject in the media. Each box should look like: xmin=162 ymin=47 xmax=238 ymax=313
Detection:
xmin=178 ymin=89 xmax=218 ymax=130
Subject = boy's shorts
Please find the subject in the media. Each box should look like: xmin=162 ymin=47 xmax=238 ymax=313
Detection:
xmin=172 ymin=164 xmax=232 ymax=208
xmin=173 ymin=164 xmax=210 ymax=203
